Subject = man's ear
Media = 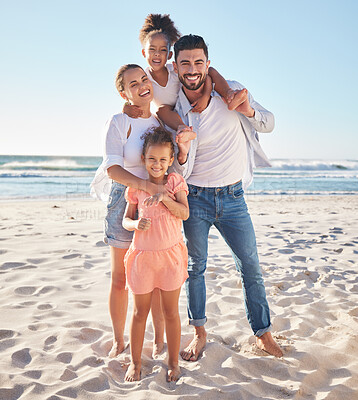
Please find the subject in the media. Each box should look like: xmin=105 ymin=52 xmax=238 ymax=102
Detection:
xmin=119 ymin=91 xmax=128 ymax=101
xmin=172 ymin=61 xmax=178 ymax=74
xmin=142 ymin=48 xmax=146 ymax=58
xmin=206 ymin=60 xmax=210 ymax=74
xmin=168 ymin=50 xmax=173 ymax=60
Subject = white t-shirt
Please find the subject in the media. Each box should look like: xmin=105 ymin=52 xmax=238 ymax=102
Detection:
xmin=90 ymin=113 xmax=160 ymax=201
xmin=146 ymin=64 xmax=181 ymax=109
xmin=173 ymin=81 xmax=274 ymax=189
xmin=184 ymin=96 xmax=247 ymax=187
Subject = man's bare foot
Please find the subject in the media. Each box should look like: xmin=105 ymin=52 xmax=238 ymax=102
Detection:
xmin=180 ymin=326 xmax=207 ymax=361
xmin=108 ymin=340 xmax=126 ymax=358
xmin=152 ymin=341 xmax=164 ymax=359
xmin=226 ymin=88 xmax=248 ymax=111
xmin=167 ymin=364 xmax=181 ymax=382
xmin=125 ymin=362 xmax=141 ymax=382
xmin=256 ymin=332 xmax=283 ymax=357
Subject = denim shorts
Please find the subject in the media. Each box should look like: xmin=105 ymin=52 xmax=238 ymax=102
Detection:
xmin=104 ymin=181 xmax=134 ymax=249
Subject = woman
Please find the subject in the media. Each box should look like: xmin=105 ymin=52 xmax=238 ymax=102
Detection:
xmin=91 ymin=64 xmax=175 ymax=358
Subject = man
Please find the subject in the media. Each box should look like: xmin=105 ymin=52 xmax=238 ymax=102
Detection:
xmin=172 ymin=34 xmax=283 ymax=361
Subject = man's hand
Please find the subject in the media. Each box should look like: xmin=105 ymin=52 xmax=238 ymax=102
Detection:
xmin=224 ymin=88 xmax=255 ymax=117
xmin=123 ymin=103 xmax=143 ymax=118
xmin=135 ymin=217 xmax=151 ymax=231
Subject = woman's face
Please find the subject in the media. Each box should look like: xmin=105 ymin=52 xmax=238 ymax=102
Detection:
xmin=121 ymin=67 xmax=153 ymax=106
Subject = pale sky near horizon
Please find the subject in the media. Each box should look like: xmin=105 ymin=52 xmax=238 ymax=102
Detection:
xmin=1 ymin=0 xmax=357 ymax=160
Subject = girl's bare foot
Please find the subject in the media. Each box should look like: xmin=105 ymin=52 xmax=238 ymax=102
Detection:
xmin=125 ymin=362 xmax=141 ymax=382
xmin=167 ymin=364 xmax=181 ymax=382
xmin=152 ymin=341 xmax=164 ymax=359
xmin=108 ymin=340 xmax=126 ymax=358
xmin=256 ymin=332 xmax=283 ymax=357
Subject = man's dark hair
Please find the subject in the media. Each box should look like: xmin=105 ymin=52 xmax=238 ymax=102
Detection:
xmin=174 ymin=34 xmax=208 ymax=61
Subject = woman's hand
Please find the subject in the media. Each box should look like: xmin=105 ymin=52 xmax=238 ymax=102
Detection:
xmin=143 ymin=193 xmax=164 ymax=207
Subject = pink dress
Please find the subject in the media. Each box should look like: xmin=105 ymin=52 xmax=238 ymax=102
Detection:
xmin=124 ymin=173 xmax=189 ymax=294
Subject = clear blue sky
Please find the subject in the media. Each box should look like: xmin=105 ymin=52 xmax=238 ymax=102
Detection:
xmin=1 ymin=0 xmax=357 ymax=159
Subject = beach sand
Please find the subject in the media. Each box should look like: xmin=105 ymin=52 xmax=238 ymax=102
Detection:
xmin=0 ymin=195 xmax=357 ymax=399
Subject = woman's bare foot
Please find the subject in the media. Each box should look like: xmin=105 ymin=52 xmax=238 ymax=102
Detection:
xmin=180 ymin=326 xmax=207 ymax=361
xmin=152 ymin=341 xmax=164 ymax=359
xmin=256 ymin=332 xmax=283 ymax=357
xmin=125 ymin=362 xmax=141 ymax=382
xmin=108 ymin=340 xmax=126 ymax=358
xmin=167 ymin=364 xmax=181 ymax=382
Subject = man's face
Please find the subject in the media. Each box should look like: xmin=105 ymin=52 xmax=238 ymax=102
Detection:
xmin=173 ymin=49 xmax=210 ymax=91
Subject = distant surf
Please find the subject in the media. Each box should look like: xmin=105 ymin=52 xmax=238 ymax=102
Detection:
xmin=1 ymin=155 xmax=357 ymax=199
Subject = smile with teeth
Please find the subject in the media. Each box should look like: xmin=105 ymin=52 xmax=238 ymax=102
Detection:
xmin=139 ymin=89 xmax=150 ymax=97
xmin=185 ymin=75 xmax=200 ymax=81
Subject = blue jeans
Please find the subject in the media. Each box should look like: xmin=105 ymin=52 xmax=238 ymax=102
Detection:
xmin=183 ymin=181 xmax=271 ymax=337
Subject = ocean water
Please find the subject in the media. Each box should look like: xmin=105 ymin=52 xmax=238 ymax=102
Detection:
xmin=0 ymin=155 xmax=357 ymax=200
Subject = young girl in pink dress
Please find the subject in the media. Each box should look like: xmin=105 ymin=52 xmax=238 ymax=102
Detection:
xmin=122 ymin=126 xmax=189 ymax=382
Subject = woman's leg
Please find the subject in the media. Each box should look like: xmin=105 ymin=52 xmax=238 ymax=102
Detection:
xmin=160 ymin=287 xmax=182 ymax=382
xmin=108 ymin=246 xmax=128 ymax=357
xmin=125 ymin=291 xmax=153 ymax=382
xmin=150 ymin=288 xmax=165 ymax=358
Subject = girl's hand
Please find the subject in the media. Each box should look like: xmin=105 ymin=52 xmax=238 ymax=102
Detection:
xmin=135 ymin=217 xmax=151 ymax=231
xmin=123 ymin=103 xmax=143 ymax=118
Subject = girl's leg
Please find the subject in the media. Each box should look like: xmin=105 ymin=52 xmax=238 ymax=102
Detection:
xmin=160 ymin=288 xmax=182 ymax=382
xmin=125 ymin=291 xmax=153 ymax=382
xmin=108 ymin=246 xmax=128 ymax=357
xmin=150 ymin=288 xmax=165 ymax=358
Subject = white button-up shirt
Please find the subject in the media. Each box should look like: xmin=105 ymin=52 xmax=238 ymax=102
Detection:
xmin=172 ymin=80 xmax=274 ymax=189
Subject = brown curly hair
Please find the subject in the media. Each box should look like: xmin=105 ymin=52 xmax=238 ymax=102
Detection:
xmin=141 ymin=126 xmax=175 ymax=158
xmin=139 ymin=13 xmax=181 ymax=48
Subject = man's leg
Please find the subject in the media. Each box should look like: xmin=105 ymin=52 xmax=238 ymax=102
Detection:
xmin=181 ymin=186 xmax=214 ymax=361
xmin=215 ymin=183 xmax=282 ymax=356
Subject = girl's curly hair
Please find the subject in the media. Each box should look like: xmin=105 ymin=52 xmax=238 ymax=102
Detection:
xmin=141 ymin=126 xmax=175 ymax=158
xmin=139 ymin=13 xmax=181 ymax=47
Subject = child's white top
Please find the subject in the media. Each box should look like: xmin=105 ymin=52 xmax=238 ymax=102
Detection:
xmin=90 ymin=113 xmax=160 ymax=202
xmin=145 ymin=64 xmax=181 ymax=108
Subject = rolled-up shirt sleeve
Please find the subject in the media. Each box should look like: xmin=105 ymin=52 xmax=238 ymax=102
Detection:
xmin=102 ymin=115 xmax=128 ymax=171
xmin=90 ymin=114 xmax=129 ymax=202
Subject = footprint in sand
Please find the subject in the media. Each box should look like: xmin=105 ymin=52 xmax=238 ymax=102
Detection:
xmin=1 ymin=262 xmax=26 ymax=270
xmin=0 ymin=329 xmax=16 ymax=340
xmin=11 ymin=348 xmax=32 ymax=368
xmin=62 ymin=253 xmax=81 ymax=259
xmin=56 ymin=352 xmax=73 ymax=364
xmin=14 ymin=286 xmax=37 ymax=296
xmin=60 ymin=368 xmax=78 ymax=382
xmin=80 ymin=375 xmax=109 ymax=393
xmin=278 ymin=249 xmax=295 ymax=254
xmin=95 ymin=241 xmax=107 ymax=247
xmin=289 ymin=255 xmax=308 ymax=263
xmin=28 ymin=323 xmax=49 ymax=332
xmin=0 ymin=385 xmax=24 ymax=400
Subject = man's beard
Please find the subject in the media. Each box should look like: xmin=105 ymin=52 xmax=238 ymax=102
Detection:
xmin=178 ymin=73 xmax=206 ymax=91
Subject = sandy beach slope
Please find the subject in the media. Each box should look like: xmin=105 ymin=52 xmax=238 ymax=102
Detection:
xmin=0 ymin=195 xmax=357 ymax=399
